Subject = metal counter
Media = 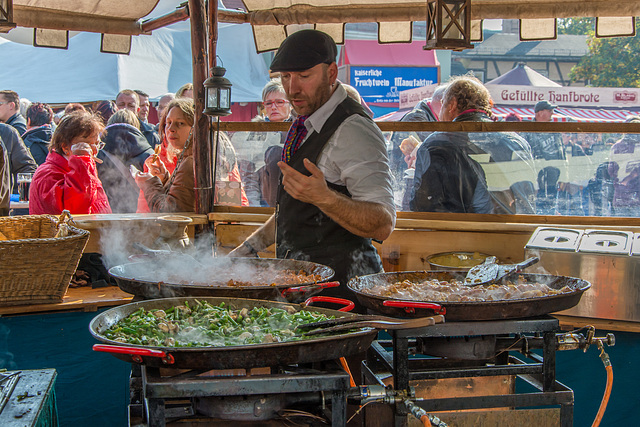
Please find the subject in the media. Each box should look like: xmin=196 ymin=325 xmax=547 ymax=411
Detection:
xmin=525 ymin=227 xmax=640 ymax=323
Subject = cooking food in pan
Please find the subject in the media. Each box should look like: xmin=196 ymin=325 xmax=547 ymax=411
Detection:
xmin=110 ymin=258 xmax=336 ymax=303
xmin=163 ymin=269 xmax=324 ymax=287
xmin=348 ymin=271 xmax=590 ymax=321
xmin=104 ymin=299 xmax=335 ymax=347
xmin=365 ymin=275 xmax=574 ymax=302
xmin=91 ymin=297 xmax=378 ymax=369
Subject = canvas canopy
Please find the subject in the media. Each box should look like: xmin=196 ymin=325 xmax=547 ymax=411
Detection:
xmin=485 ymin=63 xmax=561 ymax=87
xmin=7 ymin=1 xmax=640 ymax=48
xmin=0 ymin=21 xmax=269 ymax=103
xmin=240 ymin=0 xmax=640 ymax=51
xmin=12 ymin=0 xmax=159 ymax=35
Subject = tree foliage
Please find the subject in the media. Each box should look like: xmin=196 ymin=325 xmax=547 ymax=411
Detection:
xmin=557 ymin=18 xmax=595 ymax=35
xmin=569 ymin=20 xmax=640 ymax=87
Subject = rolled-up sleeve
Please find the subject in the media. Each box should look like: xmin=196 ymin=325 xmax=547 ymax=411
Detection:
xmin=318 ymin=115 xmax=396 ymax=215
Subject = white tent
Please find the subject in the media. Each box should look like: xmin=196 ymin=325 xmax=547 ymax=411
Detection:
xmin=0 ymin=14 xmax=269 ymax=103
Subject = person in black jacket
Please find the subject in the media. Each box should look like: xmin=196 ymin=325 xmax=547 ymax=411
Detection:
xmin=0 ymin=123 xmax=37 ymax=193
xmin=22 ymin=103 xmax=54 ymax=166
xmin=410 ymin=75 xmax=495 ymax=213
xmin=97 ymin=109 xmax=154 ymax=213
xmin=0 ymin=90 xmax=27 ymax=137
xmin=0 ymin=139 xmax=10 ymax=216
xmin=116 ymin=89 xmax=161 ymax=149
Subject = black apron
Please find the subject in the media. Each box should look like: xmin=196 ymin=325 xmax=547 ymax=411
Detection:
xmin=275 ymin=97 xmax=383 ymax=307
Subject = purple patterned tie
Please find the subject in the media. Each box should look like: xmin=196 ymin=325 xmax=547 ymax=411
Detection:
xmin=282 ymin=115 xmax=309 ymax=162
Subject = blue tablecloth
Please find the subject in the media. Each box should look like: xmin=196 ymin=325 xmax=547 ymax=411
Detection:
xmin=0 ymin=310 xmax=129 ymax=426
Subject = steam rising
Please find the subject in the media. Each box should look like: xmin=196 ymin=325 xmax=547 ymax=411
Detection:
xmin=98 ymin=216 xmax=217 ymax=279
xmin=97 ymin=220 xmax=328 ymax=300
xmin=118 ymin=257 xmax=321 ymax=287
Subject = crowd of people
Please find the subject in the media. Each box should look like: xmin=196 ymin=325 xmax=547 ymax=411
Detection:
xmin=391 ymin=81 xmax=640 ymax=217
xmin=1 ymin=56 xmax=639 ymax=219
xmin=0 ymin=85 xmax=248 ymax=216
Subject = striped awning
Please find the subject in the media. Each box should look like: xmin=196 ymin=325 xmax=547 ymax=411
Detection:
xmin=375 ymin=106 xmax=640 ymax=122
xmin=492 ymin=106 xmax=639 ymax=123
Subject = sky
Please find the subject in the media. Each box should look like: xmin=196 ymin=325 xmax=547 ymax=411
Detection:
xmin=484 ymin=19 xmax=503 ymax=31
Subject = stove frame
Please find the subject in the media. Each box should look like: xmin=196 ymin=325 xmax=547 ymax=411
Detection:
xmin=129 ymin=360 xmax=351 ymax=426
xmin=362 ymin=316 xmax=574 ymax=427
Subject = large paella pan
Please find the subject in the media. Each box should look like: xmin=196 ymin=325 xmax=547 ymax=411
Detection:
xmin=90 ymin=296 xmax=377 ymax=370
xmin=347 ymin=271 xmax=590 ymax=321
xmin=109 ymin=257 xmax=337 ymax=302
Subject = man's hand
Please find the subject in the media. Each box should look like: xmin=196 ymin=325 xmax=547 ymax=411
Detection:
xmin=277 ymin=158 xmax=334 ymax=207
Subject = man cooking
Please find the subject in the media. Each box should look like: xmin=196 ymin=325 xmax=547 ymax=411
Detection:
xmin=229 ymin=30 xmax=396 ymax=306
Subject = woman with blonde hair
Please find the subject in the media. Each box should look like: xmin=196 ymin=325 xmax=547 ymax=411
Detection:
xmin=175 ymin=83 xmax=194 ymax=99
xmin=134 ymin=98 xmax=196 ymax=212
xmin=134 ymin=98 xmax=246 ymax=211
xmin=135 ymin=99 xmax=182 ymax=212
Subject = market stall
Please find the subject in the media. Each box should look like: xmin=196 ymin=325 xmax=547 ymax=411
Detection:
xmin=3 ymin=1 xmax=640 ymax=426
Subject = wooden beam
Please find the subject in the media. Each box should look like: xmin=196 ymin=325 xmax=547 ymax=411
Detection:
xmin=215 ymin=120 xmax=640 ymax=134
xmin=209 ymin=208 xmax=640 ymax=229
xmin=188 ymin=0 xmax=213 ymax=215
xmin=141 ymin=5 xmax=189 ymax=33
xmin=13 ymin=7 xmax=143 ymax=35
xmin=554 ymin=314 xmax=640 ymax=333
xmin=239 ymin=2 xmax=640 ymax=26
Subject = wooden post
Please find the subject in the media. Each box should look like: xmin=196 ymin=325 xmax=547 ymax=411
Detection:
xmin=208 ymin=0 xmax=218 ymax=70
xmin=188 ymin=0 xmax=213 ymax=214
xmin=207 ymin=0 xmax=219 ymax=212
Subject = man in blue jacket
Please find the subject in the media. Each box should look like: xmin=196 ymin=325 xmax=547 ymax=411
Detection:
xmin=116 ymin=89 xmax=161 ymax=149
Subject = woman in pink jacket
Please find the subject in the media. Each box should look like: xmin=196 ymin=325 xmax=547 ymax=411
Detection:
xmin=29 ymin=111 xmax=112 ymax=215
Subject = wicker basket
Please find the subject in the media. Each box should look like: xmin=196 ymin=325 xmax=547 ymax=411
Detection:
xmin=0 ymin=211 xmax=90 ymax=306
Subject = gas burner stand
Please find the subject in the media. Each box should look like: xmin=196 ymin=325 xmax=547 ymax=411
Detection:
xmin=363 ymin=316 xmax=574 ymax=427
xmin=129 ymin=360 xmax=351 ymax=426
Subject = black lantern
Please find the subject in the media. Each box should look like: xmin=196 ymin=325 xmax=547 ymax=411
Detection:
xmin=203 ymin=66 xmax=232 ymax=117
xmin=424 ymin=0 xmax=473 ymax=51
xmin=0 ymin=0 xmax=16 ymax=33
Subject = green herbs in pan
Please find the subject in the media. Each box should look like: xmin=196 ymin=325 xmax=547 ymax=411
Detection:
xmin=103 ymin=300 xmax=335 ymax=348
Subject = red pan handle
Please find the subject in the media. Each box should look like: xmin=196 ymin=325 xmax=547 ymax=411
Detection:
xmin=93 ymin=344 xmax=175 ymax=365
xmin=383 ymin=300 xmax=446 ymax=315
xmin=303 ymin=296 xmax=355 ymax=312
xmin=281 ymin=281 xmax=340 ymax=297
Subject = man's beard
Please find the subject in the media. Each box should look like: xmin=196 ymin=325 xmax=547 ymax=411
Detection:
xmin=289 ymin=74 xmax=333 ymax=116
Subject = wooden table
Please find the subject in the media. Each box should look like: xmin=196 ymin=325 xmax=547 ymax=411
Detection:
xmin=0 ymin=286 xmax=133 ymax=316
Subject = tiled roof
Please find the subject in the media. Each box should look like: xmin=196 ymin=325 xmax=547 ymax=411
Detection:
xmin=461 ymin=33 xmax=588 ymax=58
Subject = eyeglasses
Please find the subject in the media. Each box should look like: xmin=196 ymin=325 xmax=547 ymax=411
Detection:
xmin=264 ymin=99 xmax=289 ymax=108
xmin=77 ymin=140 xmax=106 ymax=150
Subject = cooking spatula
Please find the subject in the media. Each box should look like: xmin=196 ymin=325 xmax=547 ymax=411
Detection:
xmin=464 ymin=256 xmax=539 ymax=286
xmin=300 ymin=315 xmax=445 ymax=336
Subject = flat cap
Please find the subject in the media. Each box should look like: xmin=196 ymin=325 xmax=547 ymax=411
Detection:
xmin=270 ymin=30 xmax=337 ymax=72
xmin=535 ymin=100 xmax=557 ymax=112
